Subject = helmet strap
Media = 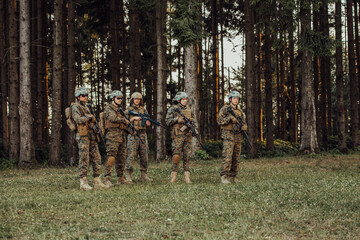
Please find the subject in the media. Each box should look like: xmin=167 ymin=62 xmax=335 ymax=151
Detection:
xmin=112 ymin=98 xmax=121 ymax=106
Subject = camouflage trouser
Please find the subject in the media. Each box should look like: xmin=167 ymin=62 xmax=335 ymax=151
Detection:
xmin=105 ymin=130 xmax=127 ymax=177
xmin=76 ymin=134 xmax=101 ymax=178
xmin=126 ymin=132 xmax=149 ymax=172
xmin=221 ymin=131 xmax=242 ymax=177
xmin=171 ymin=132 xmax=193 ymax=172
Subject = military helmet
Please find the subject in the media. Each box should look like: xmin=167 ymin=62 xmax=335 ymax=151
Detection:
xmin=228 ymin=90 xmax=240 ymax=100
xmin=75 ymin=87 xmax=89 ymax=98
xmin=173 ymin=92 xmax=188 ymax=102
xmin=109 ymin=90 xmax=123 ymax=100
xmin=131 ymin=92 xmax=143 ymax=100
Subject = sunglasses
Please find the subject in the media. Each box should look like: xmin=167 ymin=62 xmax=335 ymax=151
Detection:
xmin=116 ymin=97 xmax=123 ymax=100
xmin=80 ymin=94 xmax=88 ymax=97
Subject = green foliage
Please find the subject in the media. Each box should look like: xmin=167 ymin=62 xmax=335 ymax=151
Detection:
xmin=169 ymin=0 xmax=206 ymax=46
xmin=299 ymin=29 xmax=336 ymax=56
xmin=195 ymin=150 xmax=210 ymax=160
xmin=257 ymin=139 xmax=300 ymax=158
xmin=203 ymin=140 xmax=223 ymax=158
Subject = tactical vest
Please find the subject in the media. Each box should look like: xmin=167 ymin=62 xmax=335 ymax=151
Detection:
xmin=104 ymin=106 xmax=126 ymax=130
xmin=129 ymin=106 xmax=146 ymax=130
xmin=72 ymin=102 xmax=93 ymax=136
xmin=221 ymin=107 xmax=243 ymax=130
xmin=172 ymin=106 xmax=192 ymax=131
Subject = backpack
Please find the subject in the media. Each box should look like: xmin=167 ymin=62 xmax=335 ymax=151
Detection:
xmin=99 ymin=111 xmax=106 ymax=136
xmin=65 ymin=103 xmax=76 ymax=131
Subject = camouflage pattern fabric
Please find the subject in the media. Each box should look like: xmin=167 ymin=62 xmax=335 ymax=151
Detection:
xmin=104 ymin=103 xmax=128 ymax=177
xmin=218 ymin=103 xmax=245 ymax=177
xmin=71 ymin=101 xmax=101 ymax=178
xmin=166 ymin=104 xmax=195 ymax=172
xmin=125 ymin=104 xmax=149 ymax=172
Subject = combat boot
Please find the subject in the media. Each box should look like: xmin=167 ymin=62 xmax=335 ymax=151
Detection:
xmin=93 ymin=177 xmax=110 ymax=189
xmin=221 ymin=175 xmax=231 ymax=184
xmin=80 ymin=177 xmax=92 ymax=190
xmin=117 ymin=176 xmax=128 ymax=185
xmin=170 ymin=172 xmax=177 ymax=183
xmin=125 ymin=170 xmax=133 ymax=184
xmin=228 ymin=176 xmax=237 ymax=183
xmin=103 ymin=176 xmax=114 ymax=187
xmin=184 ymin=171 xmax=191 ymax=184
xmin=141 ymin=171 xmax=153 ymax=182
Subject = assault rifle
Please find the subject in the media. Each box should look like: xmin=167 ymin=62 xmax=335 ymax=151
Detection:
xmin=86 ymin=103 xmax=105 ymax=143
xmin=227 ymin=106 xmax=252 ymax=149
xmin=174 ymin=108 xmax=204 ymax=149
xmin=116 ymin=107 xmax=144 ymax=143
xmin=128 ymin=110 xmax=166 ymax=129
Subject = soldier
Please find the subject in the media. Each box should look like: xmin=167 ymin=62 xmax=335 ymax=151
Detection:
xmin=165 ymin=92 xmax=196 ymax=184
xmin=217 ymin=90 xmax=247 ymax=184
xmin=103 ymin=90 xmax=130 ymax=187
xmin=124 ymin=92 xmax=153 ymax=183
xmin=71 ymin=87 xmax=108 ymax=190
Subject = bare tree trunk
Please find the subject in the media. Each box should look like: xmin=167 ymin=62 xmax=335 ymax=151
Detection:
xmin=67 ymin=0 xmax=76 ymax=165
xmin=336 ymin=0 xmax=347 ymax=152
xmin=245 ymin=0 xmax=257 ymax=157
xmin=155 ymin=0 xmax=166 ymax=161
xmin=264 ymin=15 xmax=273 ymax=150
xmin=347 ymin=0 xmax=360 ymax=148
xmin=120 ymin=0 xmax=126 ymax=104
xmin=49 ymin=0 xmax=63 ymax=165
xmin=110 ymin=0 xmax=120 ymax=90
xmin=8 ymin=0 xmax=20 ymax=161
xmin=184 ymin=45 xmax=200 ymax=154
xmin=211 ymin=0 xmax=219 ymax=140
xmin=299 ymin=2 xmax=320 ymax=154
xmin=0 ymin=0 xmax=8 ymax=151
xmin=129 ymin=4 xmax=142 ymax=93
xmin=256 ymin=25 xmax=263 ymax=142
xmin=19 ymin=0 xmax=36 ymax=167
xmin=289 ymin=29 xmax=297 ymax=143
xmin=220 ymin=0 xmax=225 ymax=107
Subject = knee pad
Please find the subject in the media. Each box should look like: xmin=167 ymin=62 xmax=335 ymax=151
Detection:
xmin=107 ymin=156 xmax=115 ymax=167
xmin=172 ymin=154 xmax=181 ymax=164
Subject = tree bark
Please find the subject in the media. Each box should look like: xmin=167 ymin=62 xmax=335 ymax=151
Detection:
xmin=299 ymin=2 xmax=320 ymax=154
xmin=8 ymin=0 xmax=20 ymax=161
xmin=110 ymin=0 xmax=121 ymax=90
xmin=347 ymin=0 xmax=360 ymax=147
xmin=19 ymin=0 xmax=36 ymax=167
xmin=289 ymin=28 xmax=297 ymax=143
xmin=0 ymin=0 xmax=8 ymax=151
xmin=155 ymin=0 xmax=166 ymax=161
xmin=245 ymin=0 xmax=257 ymax=157
xmin=336 ymin=0 xmax=347 ymax=152
xmin=211 ymin=0 xmax=219 ymax=140
xmin=129 ymin=4 xmax=142 ymax=93
xmin=49 ymin=0 xmax=63 ymax=165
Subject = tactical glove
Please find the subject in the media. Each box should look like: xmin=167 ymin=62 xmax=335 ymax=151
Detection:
xmin=241 ymin=124 xmax=248 ymax=131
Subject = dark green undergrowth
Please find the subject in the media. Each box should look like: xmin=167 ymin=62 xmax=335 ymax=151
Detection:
xmin=1 ymin=153 xmax=359 ymax=239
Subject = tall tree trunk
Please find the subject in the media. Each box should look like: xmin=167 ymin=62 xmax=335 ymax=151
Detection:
xmin=185 ymin=45 xmax=200 ymax=154
xmin=110 ymin=0 xmax=120 ymax=90
xmin=155 ymin=0 xmax=166 ymax=161
xmin=313 ymin=10 xmax=320 ymax=142
xmin=219 ymin=0 xmax=225 ymax=107
xmin=289 ymin=27 xmax=297 ymax=143
xmin=279 ymin=43 xmax=286 ymax=140
xmin=245 ymin=0 xmax=257 ymax=157
xmin=336 ymin=0 xmax=347 ymax=152
xmin=256 ymin=25 xmax=263 ymax=142
xmin=67 ymin=0 xmax=76 ymax=165
xmin=0 ymin=0 xmax=8 ymax=151
xmin=299 ymin=1 xmax=320 ymax=154
xmin=211 ymin=0 xmax=219 ymax=140
xmin=264 ymin=15 xmax=273 ymax=150
xmin=49 ymin=0 xmax=63 ymax=165
xmin=129 ymin=4 xmax=142 ymax=93
xmin=120 ymin=0 xmax=126 ymax=104
xmin=355 ymin=1 xmax=360 ymax=129
xmin=347 ymin=0 xmax=360 ymax=147
xmin=8 ymin=0 xmax=20 ymax=161
xmin=19 ymin=0 xmax=36 ymax=167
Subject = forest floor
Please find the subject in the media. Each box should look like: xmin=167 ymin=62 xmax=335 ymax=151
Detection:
xmin=1 ymin=152 xmax=360 ymax=239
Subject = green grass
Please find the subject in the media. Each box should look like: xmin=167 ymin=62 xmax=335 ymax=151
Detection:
xmin=1 ymin=153 xmax=360 ymax=239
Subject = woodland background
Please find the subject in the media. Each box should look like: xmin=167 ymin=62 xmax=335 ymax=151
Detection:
xmin=0 ymin=0 xmax=359 ymax=168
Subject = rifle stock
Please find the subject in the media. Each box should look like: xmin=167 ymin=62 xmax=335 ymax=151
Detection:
xmin=116 ymin=107 xmax=144 ymax=144
xmin=128 ymin=110 xmax=166 ymax=129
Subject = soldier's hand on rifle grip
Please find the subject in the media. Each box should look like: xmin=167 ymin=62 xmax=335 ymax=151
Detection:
xmin=125 ymin=119 xmax=130 ymax=125
xmin=131 ymin=116 xmax=141 ymax=122
xmin=177 ymin=117 xmax=185 ymax=124
xmin=241 ymin=124 xmax=248 ymax=131
xmin=146 ymin=120 xmax=151 ymax=126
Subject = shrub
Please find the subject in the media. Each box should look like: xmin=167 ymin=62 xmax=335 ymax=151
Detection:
xmin=203 ymin=140 xmax=222 ymax=158
xmin=195 ymin=150 xmax=210 ymax=160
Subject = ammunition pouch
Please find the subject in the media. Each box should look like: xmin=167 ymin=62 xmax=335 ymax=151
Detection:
xmin=77 ymin=124 xmax=88 ymax=136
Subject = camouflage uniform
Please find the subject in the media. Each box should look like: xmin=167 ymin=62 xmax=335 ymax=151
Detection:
xmin=165 ymin=103 xmax=195 ymax=172
xmin=217 ymin=103 xmax=246 ymax=178
xmin=125 ymin=104 xmax=149 ymax=173
xmin=104 ymin=103 xmax=128 ymax=178
xmin=71 ymin=101 xmax=101 ymax=178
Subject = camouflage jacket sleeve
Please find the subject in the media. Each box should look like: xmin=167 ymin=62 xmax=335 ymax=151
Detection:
xmin=217 ymin=105 xmax=232 ymax=126
xmin=71 ymin=103 xmax=90 ymax=125
xmin=105 ymin=105 xmax=128 ymax=124
xmin=165 ymin=106 xmax=179 ymax=126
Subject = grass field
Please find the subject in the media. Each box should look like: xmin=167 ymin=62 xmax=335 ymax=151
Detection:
xmin=1 ymin=153 xmax=360 ymax=239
